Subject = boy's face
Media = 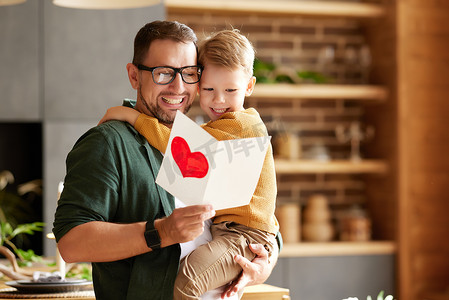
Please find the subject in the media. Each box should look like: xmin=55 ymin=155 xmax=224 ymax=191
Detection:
xmin=199 ymin=64 xmax=255 ymax=121
xmin=130 ymin=39 xmax=198 ymax=127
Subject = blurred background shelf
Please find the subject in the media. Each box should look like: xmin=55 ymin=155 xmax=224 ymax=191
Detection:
xmin=280 ymin=241 xmax=396 ymax=257
xmin=275 ymin=159 xmax=389 ymax=174
xmin=251 ymin=84 xmax=388 ymax=101
xmin=166 ymin=0 xmax=386 ymax=18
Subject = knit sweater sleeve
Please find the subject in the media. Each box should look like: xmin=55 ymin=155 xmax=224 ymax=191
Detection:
xmin=134 ymin=113 xmax=171 ymax=153
xmin=201 ymin=108 xmax=268 ymax=140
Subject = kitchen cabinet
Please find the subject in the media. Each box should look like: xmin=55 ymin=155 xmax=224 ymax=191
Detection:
xmin=266 ymin=254 xmax=395 ymax=300
xmin=385 ymin=1 xmax=449 ymax=299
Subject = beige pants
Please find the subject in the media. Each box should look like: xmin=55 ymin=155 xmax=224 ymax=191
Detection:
xmin=173 ymin=222 xmax=277 ymax=300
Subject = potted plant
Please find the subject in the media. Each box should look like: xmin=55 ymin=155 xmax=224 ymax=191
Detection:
xmin=0 ymin=170 xmax=44 ymax=280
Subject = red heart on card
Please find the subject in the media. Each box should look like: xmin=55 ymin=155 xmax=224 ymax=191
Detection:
xmin=171 ymin=136 xmax=209 ymax=178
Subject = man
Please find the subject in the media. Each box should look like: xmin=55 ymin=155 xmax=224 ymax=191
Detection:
xmin=53 ymin=21 xmax=278 ymax=300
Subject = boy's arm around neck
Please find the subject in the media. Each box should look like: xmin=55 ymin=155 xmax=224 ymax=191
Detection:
xmin=134 ymin=108 xmax=266 ymax=152
xmin=134 ymin=114 xmax=171 ymax=153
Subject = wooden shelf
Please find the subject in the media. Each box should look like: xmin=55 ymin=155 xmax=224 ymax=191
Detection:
xmin=280 ymin=241 xmax=396 ymax=257
xmin=275 ymin=159 xmax=389 ymax=174
xmin=251 ymin=84 xmax=388 ymax=101
xmin=165 ymin=0 xmax=386 ymax=18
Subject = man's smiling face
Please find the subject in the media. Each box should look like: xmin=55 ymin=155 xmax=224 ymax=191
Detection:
xmin=135 ymin=39 xmax=198 ymax=127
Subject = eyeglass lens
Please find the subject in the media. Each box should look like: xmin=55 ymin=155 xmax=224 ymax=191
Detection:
xmin=153 ymin=66 xmax=201 ymax=85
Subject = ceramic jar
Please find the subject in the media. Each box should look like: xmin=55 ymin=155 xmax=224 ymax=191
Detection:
xmin=302 ymin=194 xmax=334 ymax=242
xmin=339 ymin=205 xmax=372 ymax=241
xmin=273 ymin=131 xmax=301 ymax=160
xmin=276 ymin=203 xmax=301 ymax=243
xmin=340 ymin=217 xmax=372 ymax=241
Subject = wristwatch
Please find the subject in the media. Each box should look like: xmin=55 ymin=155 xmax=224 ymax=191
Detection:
xmin=144 ymin=221 xmax=161 ymax=250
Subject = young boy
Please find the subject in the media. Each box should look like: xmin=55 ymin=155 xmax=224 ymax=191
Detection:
xmin=99 ymin=29 xmax=279 ymax=300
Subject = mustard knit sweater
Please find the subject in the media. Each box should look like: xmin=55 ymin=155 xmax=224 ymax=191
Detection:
xmin=135 ymin=108 xmax=279 ymax=234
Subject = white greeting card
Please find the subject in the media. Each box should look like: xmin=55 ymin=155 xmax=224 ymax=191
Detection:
xmin=156 ymin=110 xmax=270 ymax=210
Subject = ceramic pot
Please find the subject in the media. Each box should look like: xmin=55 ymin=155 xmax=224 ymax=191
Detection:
xmin=302 ymin=222 xmax=334 ymax=242
xmin=276 ymin=203 xmax=301 ymax=243
xmin=302 ymin=194 xmax=334 ymax=242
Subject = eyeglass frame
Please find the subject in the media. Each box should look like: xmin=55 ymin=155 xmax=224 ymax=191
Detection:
xmin=136 ymin=64 xmax=203 ymax=85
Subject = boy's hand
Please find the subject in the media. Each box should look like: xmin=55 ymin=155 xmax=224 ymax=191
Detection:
xmin=221 ymin=243 xmax=275 ymax=299
xmin=98 ymin=106 xmax=140 ymax=126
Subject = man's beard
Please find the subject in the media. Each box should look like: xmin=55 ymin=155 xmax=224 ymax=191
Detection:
xmin=137 ymin=88 xmax=192 ymax=125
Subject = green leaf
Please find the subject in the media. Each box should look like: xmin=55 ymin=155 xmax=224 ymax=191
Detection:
xmin=274 ymin=74 xmax=295 ymax=84
xmin=254 ymin=58 xmax=276 ymax=72
xmin=0 ymin=222 xmax=14 ymax=244
xmin=15 ymin=248 xmax=43 ymax=265
xmin=297 ymin=71 xmax=329 ymax=83
xmin=10 ymin=222 xmax=45 ymax=238
xmin=377 ymin=291 xmax=385 ymax=300
xmin=254 ymin=76 xmax=272 ymax=83
xmin=17 ymin=260 xmax=32 ymax=267
xmin=66 ymin=263 xmax=93 ymax=281
xmin=47 ymin=261 xmax=57 ymax=267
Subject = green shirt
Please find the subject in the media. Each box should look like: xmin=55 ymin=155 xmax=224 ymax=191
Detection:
xmin=53 ymin=120 xmax=180 ymax=300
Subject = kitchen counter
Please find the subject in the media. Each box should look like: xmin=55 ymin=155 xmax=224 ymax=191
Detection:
xmin=0 ymin=259 xmax=288 ymax=299
xmin=0 ymin=283 xmax=289 ymax=300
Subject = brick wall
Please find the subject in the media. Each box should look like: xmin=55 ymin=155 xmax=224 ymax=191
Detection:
xmin=168 ymin=11 xmax=380 ymax=237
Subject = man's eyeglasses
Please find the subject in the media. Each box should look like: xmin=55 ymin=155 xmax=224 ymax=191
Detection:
xmin=137 ymin=64 xmax=203 ymax=85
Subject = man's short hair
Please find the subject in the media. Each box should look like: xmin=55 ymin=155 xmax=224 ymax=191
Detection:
xmin=132 ymin=20 xmax=198 ymax=65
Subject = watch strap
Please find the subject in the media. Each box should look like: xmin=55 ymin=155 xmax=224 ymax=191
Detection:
xmin=144 ymin=221 xmax=161 ymax=250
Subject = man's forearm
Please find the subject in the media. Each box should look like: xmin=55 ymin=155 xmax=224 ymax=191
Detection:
xmin=57 ymin=205 xmax=215 ymax=263
xmin=57 ymin=221 xmax=150 ymax=263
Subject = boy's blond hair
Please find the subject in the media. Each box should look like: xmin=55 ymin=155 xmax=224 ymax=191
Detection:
xmin=198 ymin=29 xmax=255 ymax=78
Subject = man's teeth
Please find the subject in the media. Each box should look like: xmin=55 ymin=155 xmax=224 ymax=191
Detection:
xmin=162 ymin=97 xmax=183 ymax=104
xmin=212 ymin=108 xmax=227 ymax=113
